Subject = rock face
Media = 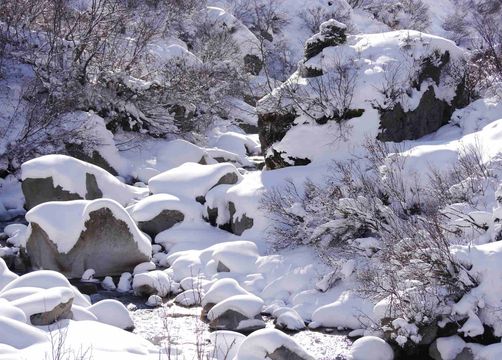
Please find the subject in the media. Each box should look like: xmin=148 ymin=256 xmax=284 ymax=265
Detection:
xmin=208 ymin=309 xmax=265 ymax=332
xmin=27 ymin=207 xmax=151 ymax=279
xmin=137 ymin=210 xmax=185 ymax=238
xmin=377 ymin=51 xmax=470 ymax=142
xmin=205 ymin=201 xmax=254 ymax=236
xmin=22 ymin=176 xmax=99 ymax=210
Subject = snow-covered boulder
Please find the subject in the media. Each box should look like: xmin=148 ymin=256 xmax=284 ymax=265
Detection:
xmin=132 ymin=270 xmax=174 ymax=297
xmin=149 ymin=162 xmax=242 ymax=202
xmin=349 ymin=336 xmax=394 ymax=360
xmin=25 ymin=199 xmax=151 ymax=278
xmin=207 ymin=294 xmax=265 ymax=332
xmin=258 ymin=29 xmax=470 ymax=169
xmin=201 ymin=278 xmax=250 ymax=319
xmin=21 ymin=155 xmax=147 ymax=209
xmin=87 ymin=299 xmax=134 ymax=330
xmin=273 ymin=307 xmax=306 ymax=331
xmin=127 ymin=194 xmax=203 ymax=238
xmin=235 ymin=328 xmax=314 ymax=360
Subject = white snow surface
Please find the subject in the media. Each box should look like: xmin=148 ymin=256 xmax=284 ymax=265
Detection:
xmin=127 ymin=193 xmax=203 ymax=222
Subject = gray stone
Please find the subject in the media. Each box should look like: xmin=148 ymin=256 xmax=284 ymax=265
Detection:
xmin=27 ymin=208 xmax=150 ymax=279
xmin=30 ymin=299 xmax=73 ymax=326
xmin=209 ymin=309 xmax=265 ymax=333
xmin=22 ymin=173 xmax=103 ymax=210
xmin=200 ymin=302 xmax=215 ymax=322
xmin=244 ymin=54 xmax=263 ymax=76
xmin=229 ymin=202 xmax=254 ymax=236
xmin=268 ymin=345 xmax=310 ymax=360
xmin=138 ymin=209 xmax=185 ymax=238
xmin=304 ymin=21 xmax=347 ymax=60
xmin=216 ymin=261 xmax=231 ymax=272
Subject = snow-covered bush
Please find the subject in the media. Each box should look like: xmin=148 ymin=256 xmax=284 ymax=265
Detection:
xmin=263 ymin=139 xmax=494 ymax=345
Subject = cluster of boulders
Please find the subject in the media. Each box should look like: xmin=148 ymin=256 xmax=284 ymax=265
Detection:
xmin=14 ymin=154 xmax=258 ymax=280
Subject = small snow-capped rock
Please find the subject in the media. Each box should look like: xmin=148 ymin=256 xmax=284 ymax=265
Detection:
xmin=235 ymin=328 xmax=314 ymax=360
xmin=101 ymin=276 xmax=116 ymax=291
xmin=87 ymin=299 xmax=134 ymax=330
xmin=146 ymin=295 xmax=163 ymax=307
xmin=349 ymin=336 xmax=394 ymax=360
xmin=132 ymin=270 xmax=173 ymax=297
xmin=207 ymin=294 xmax=265 ymax=332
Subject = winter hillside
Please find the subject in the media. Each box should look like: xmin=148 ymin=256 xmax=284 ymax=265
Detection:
xmin=1 ymin=0 xmax=502 ymax=359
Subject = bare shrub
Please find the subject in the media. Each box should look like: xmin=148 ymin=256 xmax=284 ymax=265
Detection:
xmin=299 ymin=5 xmax=352 ymax=35
xmin=365 ymin=0 xmax=431 ymax=32
xmin=281 ymin=55 xmax=359 ymax=127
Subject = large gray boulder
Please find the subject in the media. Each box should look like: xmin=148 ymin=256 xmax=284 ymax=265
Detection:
xmin=26 ymin=199 xmax=152 ymax=279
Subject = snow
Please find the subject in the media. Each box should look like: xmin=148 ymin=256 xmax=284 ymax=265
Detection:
xmin=0 ymin=270 xmax=91 ymax=307
xmin=349 ymin=336 xmax=394 ymax=360
xmin=274 ymin=307 xmax=306 ymax=330
xmin=101 ymin=276 xmax=117 ymax=291
xmin=133 ymin=262 xmax=156 ymax=275
xmin=148 ymin=162 xmax=242 ymax=199
xmin=235 ymin=328 xmax=314 ymax=360
xmin=174 ymin=289 xmax=203 ymax=306
xmin=10 ymin=286 xmax=74 ymax=320
xmin=203 ymin=278 xmax=250 ymax=307
xmin=87 ymin=299 xmax=134 ymax=330
xmin=26 ymin=198 xmax=151 ymax=257
xmin=0 ymin=258 xmax=18 ymax=291
xmin=127 ymin=193 xmax=203 ymax=223
xmin=435 ymin=336 xmax=466 ymax=360
xmin=21 ymin=154 xmax=147 ymax=205
xmin=207 ymin=294 xmax=264 ymax=320
xmin=209 ymin=331 xmax=245 ymax=360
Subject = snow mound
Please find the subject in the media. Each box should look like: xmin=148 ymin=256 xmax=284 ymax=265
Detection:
xmin=10 ymin=286 xmax=74 ymax=321
xmin=174 ymin=289 xmax=203 ymax=306
xmin=87 ymin=299 xmax=134 ymax=330
xmin=21 ymin=154 xmax=147 ymax=206
xmin=235 ymin=328 xmax=314 ymax=360
xmin=127 ymin=193 xmax=203 ymax=223
xmin=203 ymin=278 xmax=250 ymax=307
xmin=0 ymin=258 xmax=18 ymax=291
xmin=349 ymin=336 xmax=394 ymax=360
xmin=26 ymin=198 xmax=151 ymax=256
xmin=148 ymin=162 xmax=242 ymax=199
xmin=0 ymin=270 xmax=91 ymax=307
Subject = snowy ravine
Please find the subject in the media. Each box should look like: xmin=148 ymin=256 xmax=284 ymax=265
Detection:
xmin=2 ymin=0 xmax=502 ymax=359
